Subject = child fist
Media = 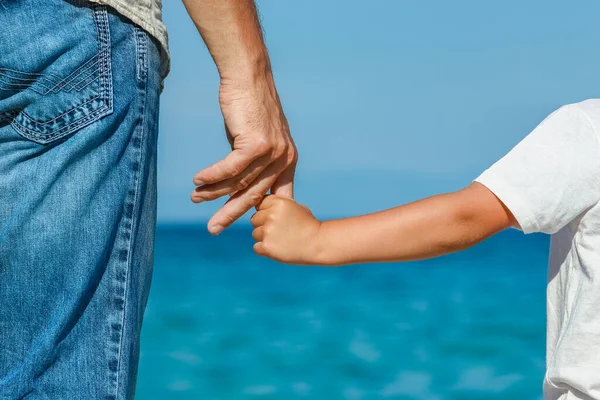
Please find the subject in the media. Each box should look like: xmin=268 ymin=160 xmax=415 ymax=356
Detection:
xmin=251 ymin=195 xmax=322 ymax=265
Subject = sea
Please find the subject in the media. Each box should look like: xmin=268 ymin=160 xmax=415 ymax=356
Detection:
xmin=135 ymin=225 xmax=549 ymax=400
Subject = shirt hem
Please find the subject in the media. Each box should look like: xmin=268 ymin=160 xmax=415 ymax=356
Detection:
xmin=474 ymin=171 xmax=540 ymax=234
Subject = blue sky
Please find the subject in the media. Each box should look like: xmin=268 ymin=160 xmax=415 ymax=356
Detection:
xmin=157 ymin=0 xmax=600 ymax=223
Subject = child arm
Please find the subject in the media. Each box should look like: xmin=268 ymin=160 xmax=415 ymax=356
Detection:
xmin=251 ymin=183 xmax=517 ymax=266
xmin=252 ymin=102 xmax=600 ymax=266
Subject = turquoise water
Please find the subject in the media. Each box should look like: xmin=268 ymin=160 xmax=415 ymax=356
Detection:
xmin=136 ymin=226 xmax=549 ymax=400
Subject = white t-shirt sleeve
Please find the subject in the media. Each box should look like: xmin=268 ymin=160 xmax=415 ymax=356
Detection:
xmin=475 ymin=104 xmax=600 ymax=234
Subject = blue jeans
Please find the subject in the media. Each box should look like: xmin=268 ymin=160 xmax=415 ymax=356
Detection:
xmin=0 ymin=1 xmax=162 ymax=398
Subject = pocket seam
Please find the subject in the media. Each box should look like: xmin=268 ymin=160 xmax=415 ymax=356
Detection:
xmin=48 ymin=54 xmax=102 ymax=93
xmin=17 ymin=93 xmax=103 ymax=125
xmin=10 ymin=5 xmax=114 ymax=145
xmin=12 ymin=95 xmax=108 ymax=139
xmin=0 ymin=74 xmax=57 ymax=95
xmin=0 ymin=67 xmax=62 ymax=83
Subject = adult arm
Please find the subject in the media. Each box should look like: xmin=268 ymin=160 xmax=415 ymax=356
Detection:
xmin=183 ymin=0 xmax=297 ymax=235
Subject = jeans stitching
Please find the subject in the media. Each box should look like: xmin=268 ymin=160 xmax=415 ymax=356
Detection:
xmin=0 ymin=72 xmax=56 ymax=90
xmin=0 ymin=71 xmax=49 ymax=81
xmin=0 ymin=68 xmax=61 ymax=90
xmin=16 ymin=94 xmax=102 ymax=126
xmin=134 ymin=27 xmax=148 ymax=82
xmin=99 ymin=6 xmax=113 ymax=116
xmin=0 ymin=84 xmax=47 ymax=96
xmin=70 ymin=66 xmax=102 ymax=92
xmin=0 ymin=51 xmax=100 ymax=95
xmin=112 ymin=25 xmax=149 ymax=400
xmin=0 ymin=75 xmax=53 ymax=95
xmin=50 ymin=54 xmax=101 ymax=93
xmin=11 ymin=100 xmax=108 ymax=141
xmin=11 ymin=4 xmax=113 ymax=144
xmin=70 ymin=73 xmax=100 ymax=93
xmin=0 ymin=67 xmax=61 ymax=81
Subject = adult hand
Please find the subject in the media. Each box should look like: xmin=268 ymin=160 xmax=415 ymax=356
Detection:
xmin=191 ymin=76 xmax=297 ymax=235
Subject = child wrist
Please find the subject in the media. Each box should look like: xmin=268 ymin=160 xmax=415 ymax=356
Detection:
xmin=310 ymin=221 xmax=337 ymax=266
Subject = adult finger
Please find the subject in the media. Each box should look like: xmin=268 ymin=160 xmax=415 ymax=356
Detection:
xmin=270 ymin=157 xmax=296 ymax=199
xmin=207 ymin=162 xmax=281 ymax=235
xmin=193 ymin=149 xmax=257 ymax=186
xmin=191 ymin=155 xmax=269 ymax=203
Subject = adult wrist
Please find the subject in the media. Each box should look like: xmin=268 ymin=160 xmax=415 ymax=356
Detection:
xmin=218 ymin=51 xmax=273 ymax=88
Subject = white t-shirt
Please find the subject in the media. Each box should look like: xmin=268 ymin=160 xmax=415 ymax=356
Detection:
xmin=475 ymin=99 xmax=600 ymax=400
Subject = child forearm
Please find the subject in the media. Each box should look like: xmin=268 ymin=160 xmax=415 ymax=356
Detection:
xmin=314 ymin=183 xmax=516 ymax=266
xmin=252 ymin=183 xmax=516 ymax=266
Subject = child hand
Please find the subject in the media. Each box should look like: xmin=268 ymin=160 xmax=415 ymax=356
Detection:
xmin=251 ymin=195 xmax=322 ymax=265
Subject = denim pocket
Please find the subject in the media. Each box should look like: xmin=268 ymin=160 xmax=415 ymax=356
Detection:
xmin=0 ymin=2 xmax=113 ymax=145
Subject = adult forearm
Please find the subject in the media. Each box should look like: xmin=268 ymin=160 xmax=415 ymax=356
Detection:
xmin=315 ymin=184 xmax=514 ymax=266
xmin=185 ymin=0 xmax=297 ymax=235
xmin=182 ymin=0 xmax=271 ymax=82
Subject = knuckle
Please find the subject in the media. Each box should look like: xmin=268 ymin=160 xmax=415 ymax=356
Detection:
xmin=247 ymin=191 xmax=264 ymax=206
xmin=218 ymin=214 xmax=237 ymax=228
xmin=235 ymin=178 xmax=251 ymax=192
xmin=288 ymin=147 xmax=298 ymax=164
xmin=254 ymin=138 xmax=272 ymax=156
xmin=225 ymin=212 xmax=238 ymax=224
xmin=272 ymin=143 xmax=286 ymax=159
xmin=227 ymin=164 xmax=244 ymax=177
xmin=206 ymin=192 xmax=220 ymax=201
